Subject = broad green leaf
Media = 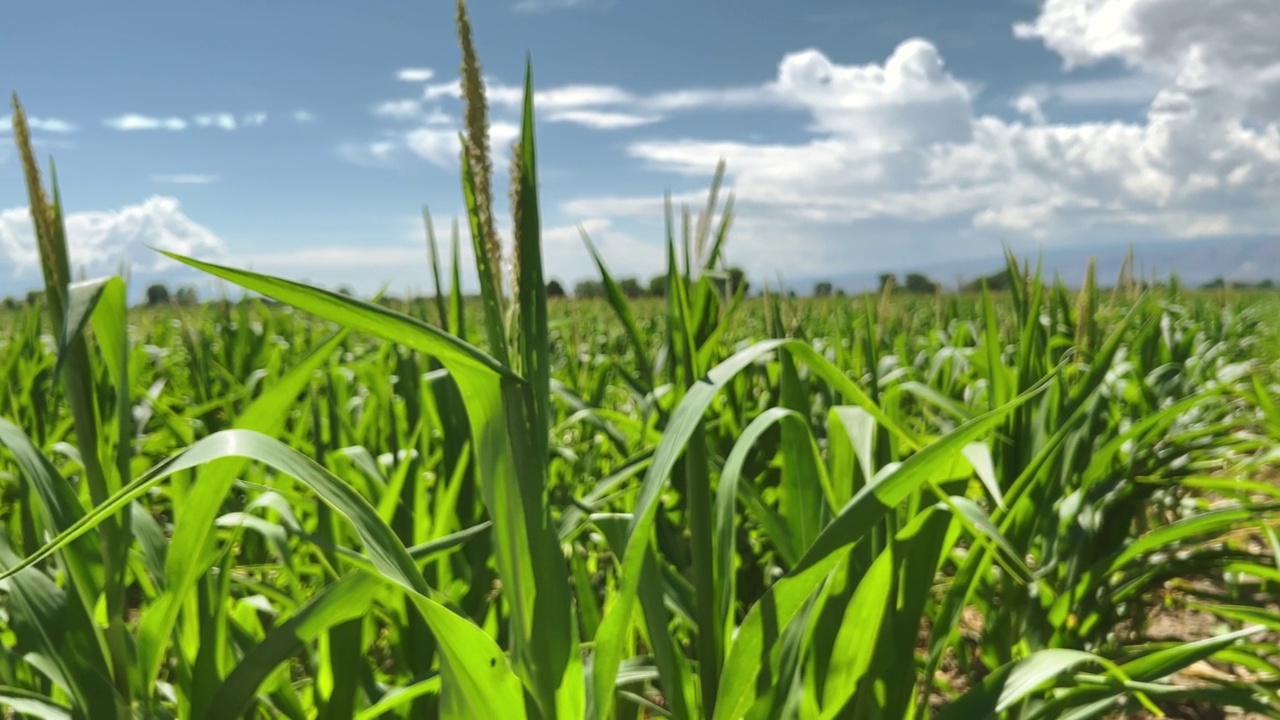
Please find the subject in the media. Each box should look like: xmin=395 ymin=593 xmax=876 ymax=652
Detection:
xmin=938 ymin=649 xmax=1098 ymax=719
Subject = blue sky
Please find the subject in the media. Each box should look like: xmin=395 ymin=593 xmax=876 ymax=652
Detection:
xmin=1 ymin=0 xmax=1277 ymax=298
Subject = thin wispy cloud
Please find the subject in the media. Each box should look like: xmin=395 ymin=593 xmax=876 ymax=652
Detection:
xmin=546 ymin=110 xmax=660 ymax=129
xmin=36 ymin=118 xmax=76 ymax=134
xmin=336 ymin=140 xmax=400 ymax=168
xmin=1020 ymin=73 xmax=1166 ymax=107
xmin=412 ymin=75 xmax=789 ymax=132
xmin=396 ymin=67 xmax=435 ymax=82
xmin=104 ymin=114 xmax=188 ymax=131
xmin=195 ymin=113 xmax=238 ymax=130
xmin=348 ymin=69 xmax=785 ymax=171
xmin=108 ymin=111 xmax=268 ymax=132
xmin=293 ymin=109 xmax=316 ymax=124
xmin=372 ymin=99 xmax=427 ymax=121
xmin=0 ymin=115 xmax=77 ymax=134
xmin=150 ymin=174 xmax=220 ymax=184
xmin=512 ymin=0 xmax=604 ymax=13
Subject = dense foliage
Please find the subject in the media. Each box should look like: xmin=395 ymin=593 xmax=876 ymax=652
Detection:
xmin=2 ymin=4 xmax=1280 ymax=718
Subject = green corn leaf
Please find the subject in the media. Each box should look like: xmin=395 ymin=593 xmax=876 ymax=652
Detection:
xmin=938 ymin=649 xmax=1099 ymax=719
xmin=134 ymin=325 xmax=350 ymax=696
xmin=0 ymin=687 xmax=74 ymax=720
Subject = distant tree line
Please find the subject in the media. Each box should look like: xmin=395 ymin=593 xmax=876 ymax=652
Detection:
xmin=3 ymin=269 xmax=1276 ymax=312
xmin=143 ymin=283 xmax=201 ymax=307
xmin=1200 ymin=277 xmax=1274 ymax=290
xmin=563 ymin=267 xmax=747 ymax=299
xmin=810 ymin=272 xmax=942 ymax=298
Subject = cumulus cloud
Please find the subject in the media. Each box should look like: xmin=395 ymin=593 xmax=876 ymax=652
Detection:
xmin=1012 ymin=94 xmax=1046 ymax=124
xmin=1014 ymin=0 xmax=1280 ymax=120
xmin=327 ymin=0 xmax=1279 ymax=282
xmin=0 ymin=190 xmax=655 ymax=299
xmin=0 ymin=197 xmax=228 ymax=285
xmin=560 ymin=0 xmax=1280 ymax=279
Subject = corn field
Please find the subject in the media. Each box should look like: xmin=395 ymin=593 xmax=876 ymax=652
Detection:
xmin=2 ymin=4 xmax=1280 ymax=719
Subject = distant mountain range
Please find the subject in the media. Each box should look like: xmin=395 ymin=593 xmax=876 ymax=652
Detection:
xmin=784 ymin=235 xmax=1280 ymax=293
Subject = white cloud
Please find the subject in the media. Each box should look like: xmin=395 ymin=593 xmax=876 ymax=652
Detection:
xmin=1012 ymin=94 xmax=1046 ymax=124
xmin=0 ymin=196 xmax=650 ymax=300
xmin=191 ymin=112 xmax=267 ymax=130
xmin=107 ymin=112 xmax=267 ymax=132
xmin=410 ymin=62 xmax=968 ymax=136
xmin=373 ymin=99 xmax=428 ymax=121
xmin=396 ymin=68 xmax=435 ymax=83
xmin=1015 ymin=0 xmax=1280 ymax=120
xmin=534 ymin=85 xmax=636 ymax=110
xmin=293 ymin=109 xmax=317 ymax=124
xmin=512 ymin=0 xmax=598 ymax=13
xmin=541 ymin=218 xmax=664 ymax=282
xmin=336 ymin=140 xmax=400 ymax=167
xmin=0 ymin=115 xmax=77 ymax=134
xmin=346 ymin=72 xmax=526 ymax=168
xmin=104 ymin=114 xmax=188 ymax=131
xmin=559 ymin=1 xmax=1280 ymax=280
xmin=404 ymin=121 xmax=521 ymax=167
xmin=222 ymin=215 xmax=657 ymax=296
xmin=418 ymin=77 xmax=772 ymax=123
xmin=546 ymin=110 xmax=660 ymax=129
xmin=195 ymin=113 xmax=237 ymax=130
xmin=0 ymin=197 xmax=227 ymax=284
xmin=150 ymin=174 xmax=220 ymax=184
xmin=1021 ymin=72 xmax=1166 ymax=107
xmin=403 ymin=129 xmax=458 ymax=167
xmin=213 ymin=241 xmax=471 ymax=298
xmin=329 ymin=0 xmax=1279 ymax=283
xmin=366 ymin=70 xmax=805 ymax=169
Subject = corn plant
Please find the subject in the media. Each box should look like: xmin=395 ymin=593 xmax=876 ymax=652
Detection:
xmin=2 ymin=2 xmax=1278 ymax=718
